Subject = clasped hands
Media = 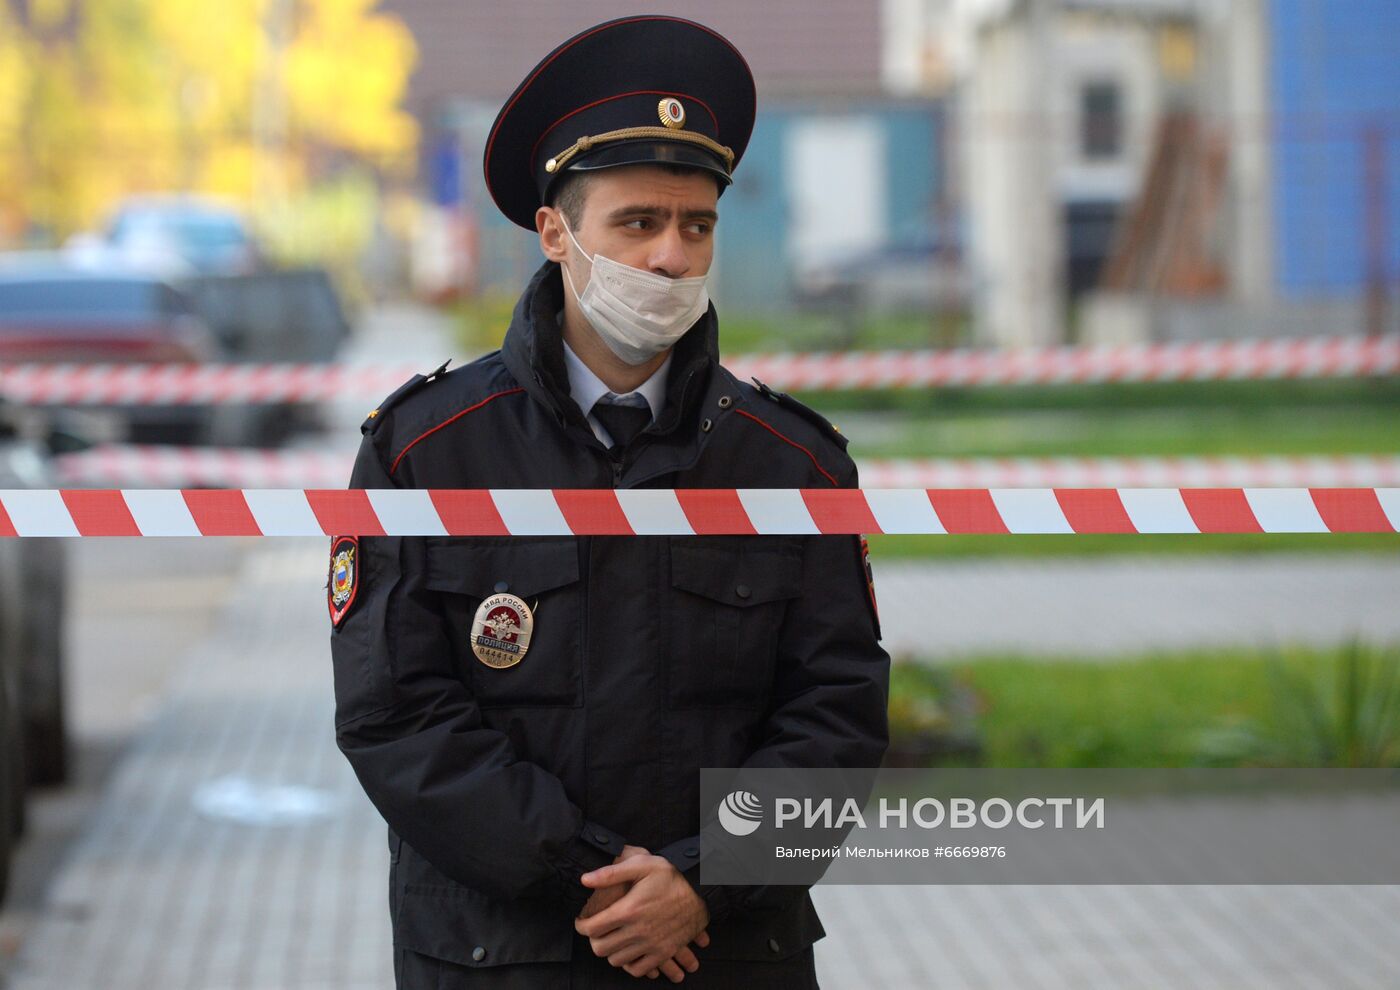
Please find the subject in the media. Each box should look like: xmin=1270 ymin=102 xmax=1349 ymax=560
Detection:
xmin=576 ymin=844 xmax=710 ymax=982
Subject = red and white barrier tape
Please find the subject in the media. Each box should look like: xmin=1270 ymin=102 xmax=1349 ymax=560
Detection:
xmin=857 ymin=455 xmax=1400 ymax=489
xmin=51 ymin=446 xmax=1400 ymax=491
xmin=0 ymin=363 xmax=421 ymax=406
xmin=3 ymin=335 xmax=1396 ymax=405
xmin=54 ymin=445 xmax=358 ymax=488
xmin=727 ymin=335 xmax=1400 ymax=390
xmin=0 ymin=488 xmax=1395 ymax=536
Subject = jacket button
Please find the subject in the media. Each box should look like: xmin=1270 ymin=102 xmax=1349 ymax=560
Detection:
xmin=701 ymin=418 xmax=713 ymax=432
xmin=593 ymin=830 xmax=610 ymax=845
xmin=718 ymin=395 xmax=732 ymax=408
xmin=685 ymin=846 xmax=699 ymax=858
xmin=494 ymin=581 xmax=509 ymax=593
xmin=768 ymin=937 xmax=781 ymax=954
xmin=735 ymin=584 xmax=751 ymax=600
xmin=472 ymin=946 xmax=486 ymax=962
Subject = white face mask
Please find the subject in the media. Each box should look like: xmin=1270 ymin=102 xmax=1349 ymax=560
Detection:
xmin=560 ymin=217 xmax=710 ymax=366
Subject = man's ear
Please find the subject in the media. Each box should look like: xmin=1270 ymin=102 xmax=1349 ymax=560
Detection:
xmin=537 ymin=206 xmax=568 ymax=264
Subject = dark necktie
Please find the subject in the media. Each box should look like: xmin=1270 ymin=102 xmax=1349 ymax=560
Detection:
xmin=591 ymin=394 xmax=652 ymax=452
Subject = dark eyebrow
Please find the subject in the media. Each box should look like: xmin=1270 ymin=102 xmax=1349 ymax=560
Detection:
xmin=605 ymin=205 xmax=719 ymax=225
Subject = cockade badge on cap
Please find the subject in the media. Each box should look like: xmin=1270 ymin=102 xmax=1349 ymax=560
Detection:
xmin=659 ymin=97 xmax=686 ymax=129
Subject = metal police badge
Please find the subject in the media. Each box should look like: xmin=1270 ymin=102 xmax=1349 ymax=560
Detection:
xmin=658 ymin=97 xmax=686 ymax=129
xmin=328 ymin=536 xmax=359 ymax=627
xmin=471 ymin=594 xmax=535 ymax=669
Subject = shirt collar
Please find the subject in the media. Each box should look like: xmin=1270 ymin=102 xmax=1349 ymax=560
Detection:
xmin=560 ymin=332 xmax=671 ymax=420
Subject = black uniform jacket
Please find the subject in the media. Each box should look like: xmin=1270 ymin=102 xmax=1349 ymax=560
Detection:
xmin=330 ymin=260 xmax=889 ymax=984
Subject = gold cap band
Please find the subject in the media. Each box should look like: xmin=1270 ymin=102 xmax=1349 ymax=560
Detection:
xmin=544 ymin=126 xmax=735 ymax=175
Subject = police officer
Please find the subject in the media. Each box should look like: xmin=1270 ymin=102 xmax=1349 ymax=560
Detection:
xmin=329 ymin=16 xmax=889 ymax=989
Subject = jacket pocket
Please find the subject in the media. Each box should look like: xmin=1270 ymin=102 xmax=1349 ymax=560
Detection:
xmin=666 ymin=537 xmax=804 ymax=710
xmin=395 ymin=881 xmax=573 ymax=968
xmin=703 ymin=891 xmax=827 ymax=961
xmin=425 ymin=537 xmax=582 ymax=707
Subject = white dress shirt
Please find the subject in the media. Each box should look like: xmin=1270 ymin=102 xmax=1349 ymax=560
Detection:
xmin=561 ymin=335 xmax=671 ymax=447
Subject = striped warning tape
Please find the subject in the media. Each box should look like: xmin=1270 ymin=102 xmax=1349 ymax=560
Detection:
xmin=0 ymin=488 xmax=1395 ymax=536
xmin=856 ymin=455 xmax=1400 ymax=489
xmin=49 ymin=446 xmax=1400 ymax=491
xmin=2 ymin=335 xmax=1396 ymax=404
xmin=0 ymin=362 xmax=420 ymax=406
xmin=53 ymin=445 xmax=358 ymax=488
xmin=736 ymin=334 xmax=1400 ymax=388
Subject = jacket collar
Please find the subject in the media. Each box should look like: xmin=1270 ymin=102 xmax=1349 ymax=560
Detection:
xmin=561 ymin=337 xmax=672 ymax=422
xmin=501 ymin=260 xmax=718 ymax=440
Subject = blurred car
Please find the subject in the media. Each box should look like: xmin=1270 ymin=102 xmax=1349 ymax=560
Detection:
xmin=0 ymin=258 xmax=222 ymax=443
xmin=179 ymin=267 xmax=355 ymax=446
xmin=181 ymin=267 xmax=352 ymax=362
xmin=97 ymin=195 xmax=263 ymax=277
xmin=0 ymin=403 xmax=71 ymax=904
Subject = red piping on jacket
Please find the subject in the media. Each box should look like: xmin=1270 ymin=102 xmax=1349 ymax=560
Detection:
xmin=389 ymin=387 xmax=526 ymax=476
xmin=733 ymin=408 xmax=840 ymax=488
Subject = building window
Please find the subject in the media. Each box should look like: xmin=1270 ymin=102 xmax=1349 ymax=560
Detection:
xmin=1080 ymin=81 xmax=1123 ymax=161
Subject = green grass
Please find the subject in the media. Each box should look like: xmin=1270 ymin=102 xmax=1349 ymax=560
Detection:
xmin=450 ymin=295 xmax=518 ymax=353
xmin=717 ymin=311 xmax=966 ymax=353
xmin=816 ymin=379 xmax=1400 ymax=459
xmin=950 ymin=651 xmax=1277 ymax=768
xmin=449 ymin=299 xmax=964 ymax=354
xmin=894 ymin=645 xmax=1400 ymax=768
xmin=807 ymin=376 xmax=1400 ymax=414
xmin=839 ymin=402 xmax=1400 ymax=459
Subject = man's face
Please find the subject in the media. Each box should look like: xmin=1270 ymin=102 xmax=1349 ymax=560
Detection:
xmin=555 ymin=165 xmax=719 ymax=280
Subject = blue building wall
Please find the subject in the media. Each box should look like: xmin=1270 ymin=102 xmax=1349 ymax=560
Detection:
xmin=717 ymin=101 xmax=943 ymax=311
xmin=1270 ymin=0 xmax=1400 ymax=296
xmin=710 ymin=110 xmax=788 ymax=313
xmin=459 ymin=99 xmax=945 ymax=313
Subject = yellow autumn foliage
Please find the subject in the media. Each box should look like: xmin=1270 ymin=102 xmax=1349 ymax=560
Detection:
xmin=0 ymin=0 xmax=417 ymax=244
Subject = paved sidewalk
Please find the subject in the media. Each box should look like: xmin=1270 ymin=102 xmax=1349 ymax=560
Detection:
xmin=813 ymin=883 xmax=1400 ymax=989
xmin=8 ymin=541 xmax=1400 ymax=988
xmin=9 ymin=542 xmax=393 ymax=989
xmin=872 ymin=553 xmax=1400 ymax=659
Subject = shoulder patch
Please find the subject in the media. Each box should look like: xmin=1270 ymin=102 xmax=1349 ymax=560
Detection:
xmin=749 ymin=377 xmax=849 ymax=451
xmin=328 ymin=535 xmax=360 ymax=627
xmin=362 ymin=359 xmax=453 ymax=434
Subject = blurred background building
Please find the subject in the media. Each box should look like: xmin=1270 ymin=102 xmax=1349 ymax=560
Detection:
xmin=1 ymin=0 xmax=1396 ymax=346
xmin=373 ymin=0 xmax=1398 ymax=346
xmin=919 ymin=0 xmax=1400 ymax=346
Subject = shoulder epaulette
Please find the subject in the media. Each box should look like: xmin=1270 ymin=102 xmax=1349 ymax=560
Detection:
xmin=749 ymin=376 xmax=849 ymax=451
xmin=362 ymin=360 xmax=452 ymax=435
